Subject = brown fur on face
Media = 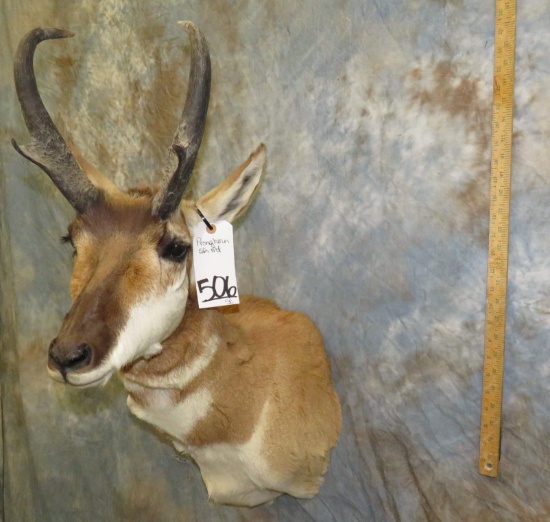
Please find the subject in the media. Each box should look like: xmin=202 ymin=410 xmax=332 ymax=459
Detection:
xmin=15 ymin=20 xmax=340 ymax=506
xmin=50 ymin=190 xmax=192 ymax=375
xmin=48 ymin=143 xmax=341 ymax=506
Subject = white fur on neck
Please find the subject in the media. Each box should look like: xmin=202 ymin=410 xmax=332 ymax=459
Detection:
xmin=190 ymin=399 xmax=282 ymax=506
xmin=124 ymin=333 xmax=219 ymax=391
xmin=127 ymin=387 xmax=213 ymax=442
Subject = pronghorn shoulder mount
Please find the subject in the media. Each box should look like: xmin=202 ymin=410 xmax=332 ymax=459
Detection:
xmin=12 ymin=22 xmax=341 ymax=507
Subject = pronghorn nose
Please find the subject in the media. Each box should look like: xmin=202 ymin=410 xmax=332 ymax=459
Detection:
xmin=48 ymin=339 xmax=93 ymax=374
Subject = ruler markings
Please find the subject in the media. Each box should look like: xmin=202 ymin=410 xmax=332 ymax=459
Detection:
xmin=478 ymin=0 xmax=516 ymax=478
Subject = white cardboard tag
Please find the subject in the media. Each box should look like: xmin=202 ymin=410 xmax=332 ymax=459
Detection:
xmin=192 ymin=220 xmax=240 ymax=309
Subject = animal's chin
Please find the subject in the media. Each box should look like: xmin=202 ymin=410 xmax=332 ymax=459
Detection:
xmin=48 ymin=366 xmax=115 ymax=388
xmin=47 ymin=340 xmax=165 ymax=389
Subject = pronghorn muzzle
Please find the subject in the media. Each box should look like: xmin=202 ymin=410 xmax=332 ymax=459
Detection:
xmin=48 ymin=319 xmax=115 ymax=382
xmin=47 ymin=274 xmax=123 ymax=384
xmin=48 ymin=339 xmax=92 ymax=377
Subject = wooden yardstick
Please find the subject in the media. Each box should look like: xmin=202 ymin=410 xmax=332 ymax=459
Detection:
xmin=479 ymin=0 xmax=517 ymax=478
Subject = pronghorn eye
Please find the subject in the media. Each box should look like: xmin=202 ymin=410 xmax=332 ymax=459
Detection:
xmin=161 ymin=240 xmax=189 ymax=263
xmin=61 ymin=233 xmax=77 ymax=257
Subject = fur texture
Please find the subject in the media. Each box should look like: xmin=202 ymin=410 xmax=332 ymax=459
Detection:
xmin=4 ymin=1 xmax=550 ymax=520
xmin=43 ymin=143 xmax=341 ymax=507
xmin=123 ymin=296 xmax=341 ymax=506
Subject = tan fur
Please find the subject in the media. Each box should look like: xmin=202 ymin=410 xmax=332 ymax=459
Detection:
xmin=121 ymin=295 xmax=341 ymax=503
xmin=48 ymin=146 xmax=341 ymax=506
xmin=15 ymin=24 xmax=341 ymax=507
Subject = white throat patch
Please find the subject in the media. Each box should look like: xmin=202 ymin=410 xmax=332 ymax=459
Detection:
xmin=65 ymin=270 xmax=189 ymax=387
xmin=108 ymin=271 xmax=189 ymax=368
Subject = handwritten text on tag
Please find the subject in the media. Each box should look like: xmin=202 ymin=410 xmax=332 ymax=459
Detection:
xmin=192 ymin=220 xmax=239 ymax=309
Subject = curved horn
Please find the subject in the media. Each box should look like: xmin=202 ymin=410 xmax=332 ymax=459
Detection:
xmin=12 ymin=28 xmax=101 ymax=214
xmin=152 ymin=21 xmax=211 ymax=221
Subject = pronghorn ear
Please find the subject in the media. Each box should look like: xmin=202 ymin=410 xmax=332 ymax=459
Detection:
xmin=195 ymin=144 xmax=266 ymax=224
xmin=67 ymin=140 xmax=120 ymax=194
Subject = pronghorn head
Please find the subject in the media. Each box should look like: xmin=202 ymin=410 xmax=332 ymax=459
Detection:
xmin=13 ymin=24 xmax=265 ymax=387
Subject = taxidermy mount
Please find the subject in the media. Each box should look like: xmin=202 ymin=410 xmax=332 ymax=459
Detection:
xmin=12 ymin=21 xmax=341 ymax=507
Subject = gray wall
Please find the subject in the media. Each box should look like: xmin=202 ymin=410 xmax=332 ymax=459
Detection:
xmin=1 ymin=0 xmax=550 ymax=520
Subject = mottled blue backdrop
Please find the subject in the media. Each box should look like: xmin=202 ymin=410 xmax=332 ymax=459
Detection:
xmin=1 ymin=0 xmax=550 ymax=520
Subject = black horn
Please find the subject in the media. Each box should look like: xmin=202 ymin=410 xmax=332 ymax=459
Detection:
xmin=12 ymin=27 xmax=100 ymax=214
xmin=152 ymin=21 xmax=211 ymax=221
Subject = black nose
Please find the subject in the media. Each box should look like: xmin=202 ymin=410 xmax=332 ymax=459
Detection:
xmin=49 ymin=339 xmax=93 ymax=374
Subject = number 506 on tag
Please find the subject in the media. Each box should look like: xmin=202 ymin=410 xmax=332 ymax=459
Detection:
xmin=192 ymin=220 xmax=240 ymax=309
xmin=197 ymin=276 xmax=238 ymax=305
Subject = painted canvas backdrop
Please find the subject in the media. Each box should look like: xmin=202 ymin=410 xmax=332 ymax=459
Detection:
xmin=1 ymin=0 xmax=550 ymax=520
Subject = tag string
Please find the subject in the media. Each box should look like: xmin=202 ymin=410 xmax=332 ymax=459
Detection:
xmin=196 ymin=206 xmax=214 ymax=231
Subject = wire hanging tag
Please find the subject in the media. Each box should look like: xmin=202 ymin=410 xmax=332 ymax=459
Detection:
xmin=196 ymin=206 xmax=214 ymax=231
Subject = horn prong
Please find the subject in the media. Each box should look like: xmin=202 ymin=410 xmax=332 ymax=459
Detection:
xmin=152 ymin=21 xmax=211 ymax=220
